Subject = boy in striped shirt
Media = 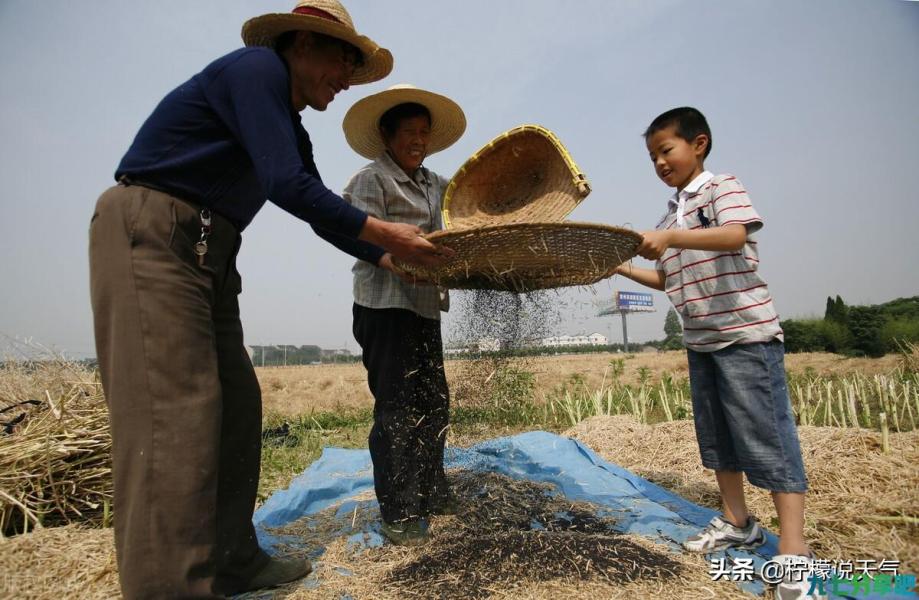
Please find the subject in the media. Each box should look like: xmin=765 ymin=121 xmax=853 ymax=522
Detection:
xmin=616 ymin=107 xmax=819 ymax=599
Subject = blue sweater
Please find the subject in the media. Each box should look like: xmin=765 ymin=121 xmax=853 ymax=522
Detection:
xmin=116 ymin=47 xmax=384 ymax=263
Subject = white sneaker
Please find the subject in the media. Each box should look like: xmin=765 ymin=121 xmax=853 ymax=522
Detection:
xmin=683 ymin=515 xmax=766 ymax=553
xmin=773 ymin=553 xmax=825 ymax=600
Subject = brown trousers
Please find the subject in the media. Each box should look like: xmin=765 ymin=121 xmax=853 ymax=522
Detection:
xmin=89 ymin=184 xmax=268 ymax=599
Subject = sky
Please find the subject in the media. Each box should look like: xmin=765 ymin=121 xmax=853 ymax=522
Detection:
xmin=1 ymin=0 xmax=917 ymax=358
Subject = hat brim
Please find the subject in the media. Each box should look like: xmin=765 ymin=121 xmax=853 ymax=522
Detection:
xmin=241 ymin=13 xmax=393 ymax=85
xmin=342 ymin=87 xmax=466 ymax=160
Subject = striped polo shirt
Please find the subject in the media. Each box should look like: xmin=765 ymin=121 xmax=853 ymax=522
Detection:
xmin=655 ymin=171 xmax=783 ymax=351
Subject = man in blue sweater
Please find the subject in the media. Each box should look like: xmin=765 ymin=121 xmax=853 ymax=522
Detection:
xmin=89 ymin=2 xmax=447 ymax=598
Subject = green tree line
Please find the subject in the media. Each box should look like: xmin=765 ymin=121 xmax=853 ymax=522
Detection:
xmin=250 ymin=345 xmax=360 ymax=366
xmin=781 ymin=295 xmax=919 ymax=357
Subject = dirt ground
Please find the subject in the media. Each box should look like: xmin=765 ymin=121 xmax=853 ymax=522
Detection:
xmin=259 ymin=351 xmax=900 ymax=416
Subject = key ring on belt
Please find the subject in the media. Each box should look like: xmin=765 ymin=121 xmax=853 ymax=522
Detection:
xmin=194 ymin=209 xmax=211 ymax=266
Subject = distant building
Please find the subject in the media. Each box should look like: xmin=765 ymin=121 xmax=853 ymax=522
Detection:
xmin=320 ymin=348 xmax=352 ymax=359
xmin=540 ymin=333 xmax=607 ymax=347
xmin=476 ymin=337 xmax=503 ymax=352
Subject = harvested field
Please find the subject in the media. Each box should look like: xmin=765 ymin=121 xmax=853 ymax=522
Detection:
xmin=1 ymin=352 xmax=914 ymax=598
xmin=6 ymin=418 xmax=916 ymax=598
xmin=567 ymin=415 xmax=919 ymax=575
xmin=259 ymin=351 xmax=900 ymax=416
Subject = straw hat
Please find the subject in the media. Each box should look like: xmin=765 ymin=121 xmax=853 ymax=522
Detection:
xmin=342 ymin=84 xmax=466 ymax=159
xmin=241 ymin=0 xmax=393 ymax=85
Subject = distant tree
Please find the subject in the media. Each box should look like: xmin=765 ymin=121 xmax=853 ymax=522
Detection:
xmin=824 ymin=296 xmax=836 ymax=321
xmin=782 ymin=319 xmax=824 ymax=353
xmin=818 ymin=319 xmax=854 ymax=354
xmin=824 ymin=295 xmax=849 ymax=324
xmin=834 ymin=295 xmax=849 ymax=324
xmin=663 ymin=308 xmax=684 ymax=350
xmin=848 ymin=306 xmax=886 ymax=357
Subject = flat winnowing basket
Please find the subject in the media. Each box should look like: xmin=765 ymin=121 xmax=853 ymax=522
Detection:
xmin=399 ymin=222 xmax=642 ymax=292
xmin=442 ymin=125 xmax=591 ymax=230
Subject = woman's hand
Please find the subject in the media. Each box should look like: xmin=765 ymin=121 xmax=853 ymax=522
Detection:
xmin=359 ymin=217 xmax=454 ymax=267
xmin=378 ymin=253 xmax=433 ymax=285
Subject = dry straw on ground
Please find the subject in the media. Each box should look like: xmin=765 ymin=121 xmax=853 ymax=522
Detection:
xmin=0 ymin=524 xmax=119 ymax=599
xmin=567 ymin=415 xmax=919 ymax=575
xmin=3 ymin=415 xmax=917 ymax=598
xmin=0 ymin=359 xmax=111 ymax=534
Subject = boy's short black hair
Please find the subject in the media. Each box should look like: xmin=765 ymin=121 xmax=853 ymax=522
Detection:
xmin=644 ymin=107 xmax=712 ymax=158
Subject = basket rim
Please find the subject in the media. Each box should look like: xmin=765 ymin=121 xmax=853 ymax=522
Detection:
xmin=394 ymin=221 xmax=642 ymax=292
xmin=426 ymin=220 xmax=641 ymax=243
xmin=440 ymin=124 xmax=592 ymax=230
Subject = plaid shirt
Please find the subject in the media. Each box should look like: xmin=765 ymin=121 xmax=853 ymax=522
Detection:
xmin=342 ymin=152 xmax=449 ymax=320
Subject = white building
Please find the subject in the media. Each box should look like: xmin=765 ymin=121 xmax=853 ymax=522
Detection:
xmin=540 ymin=333 xmax=608 ymax=347
xmin=476 ymin=337 xmax=503 ymax=352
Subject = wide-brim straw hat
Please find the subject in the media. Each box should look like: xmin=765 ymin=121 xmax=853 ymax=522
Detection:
xmin=394 ymin=222 xmax=642 ymax=292
xmin=342 ymin=84 xmax=466 ymax=159
xmin=442 ymin=125 xmax=592 ymax=230
xmin=242 ymin=0 xmax=393 ymax=85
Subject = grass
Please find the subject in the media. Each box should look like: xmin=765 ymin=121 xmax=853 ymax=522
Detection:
xmin=258 ymin=411 xmax=372 ymax=503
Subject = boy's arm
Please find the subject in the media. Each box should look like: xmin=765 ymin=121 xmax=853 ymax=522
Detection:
xmin=637 ymin=224 xmax=747 ymax=260
xmin=614 ymin=263 xmax=666 ymax=291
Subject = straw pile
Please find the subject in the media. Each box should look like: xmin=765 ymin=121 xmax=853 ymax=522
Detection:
xmin=567 ymin=415 xmax=919 ymax=574
xmin=0 ymin=524 xmax=119 ymax=599
xmin=0 ymin=360 xmax=111 ymax=535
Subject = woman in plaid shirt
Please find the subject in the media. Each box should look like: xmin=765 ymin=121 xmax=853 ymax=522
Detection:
xmin=340 ymin=84 xmax=466 ymax=545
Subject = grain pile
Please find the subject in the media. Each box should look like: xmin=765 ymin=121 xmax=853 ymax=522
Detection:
xmin=567 ymin=415 xmax=919 ymax=574
xmin=242 ymin=469 xmax=756 ymax=600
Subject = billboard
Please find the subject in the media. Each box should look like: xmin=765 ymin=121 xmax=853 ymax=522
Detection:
xmin=616 ymin=291 xmax=654 ymax=310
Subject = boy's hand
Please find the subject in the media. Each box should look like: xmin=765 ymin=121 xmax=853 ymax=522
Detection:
xmin=637 ymin=230 xmax=672 ymax=260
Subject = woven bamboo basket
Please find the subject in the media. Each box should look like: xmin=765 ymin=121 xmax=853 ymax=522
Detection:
xmin=442 ymin=125 xmax=591 ymax=230
xmin=396 ymin=125 xmax=641 ymax=291
xmin=403 ymin=222 xmax=641 ymax=292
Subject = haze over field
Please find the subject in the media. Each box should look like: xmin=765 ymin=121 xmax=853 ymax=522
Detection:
xmin=1 ymin=0 xmax=917 ymax=358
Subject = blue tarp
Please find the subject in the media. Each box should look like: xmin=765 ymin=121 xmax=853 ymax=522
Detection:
xmin=253 ymin=431 xmax=916 ymax=599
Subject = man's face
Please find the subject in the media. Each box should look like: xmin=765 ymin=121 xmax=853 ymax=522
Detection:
xmin=383 ymin=114 xmax=432 ymax=175
xmin=289 ymin=33 xmax=357 ymax=111
xmin=646 ymin=125 xmax=707 ymax=191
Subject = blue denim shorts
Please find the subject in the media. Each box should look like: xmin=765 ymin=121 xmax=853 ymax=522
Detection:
xmin=687 ymin=340 xmax=808 ymax=493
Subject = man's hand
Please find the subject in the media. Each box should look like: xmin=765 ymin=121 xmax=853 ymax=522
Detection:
xmin=359 ymin=217 xmax=454 ymax=268
xmin=636 ymin=230 xmax=673 ymax=260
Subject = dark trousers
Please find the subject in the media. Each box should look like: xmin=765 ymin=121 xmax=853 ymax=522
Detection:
xmin=89 ymin=184 xmax=268 ymax=599
xmin=352 ymin=304 xmax=450 ymax=523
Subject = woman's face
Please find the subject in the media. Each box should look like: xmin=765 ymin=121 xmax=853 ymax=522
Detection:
xmin=383 ymin=114 xmax=432 ymax=175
